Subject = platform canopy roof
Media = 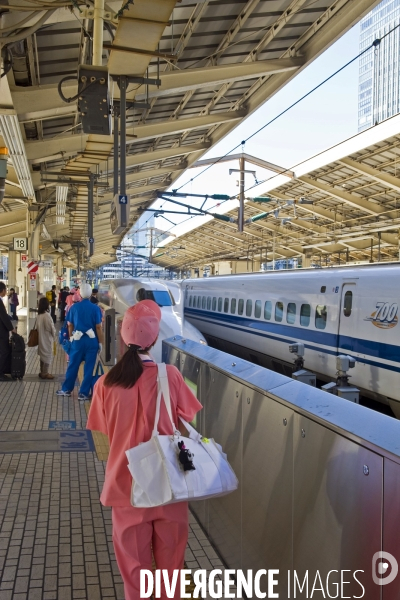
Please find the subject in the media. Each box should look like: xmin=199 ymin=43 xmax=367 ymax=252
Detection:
xmin=0 ymin=0 xmax=380 ymax=268
xmin=153 ymin=115 xmax=400 ymax=269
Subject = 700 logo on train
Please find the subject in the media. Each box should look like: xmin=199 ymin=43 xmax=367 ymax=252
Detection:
xmin=365 ymin=302 xmax=399 ymax=329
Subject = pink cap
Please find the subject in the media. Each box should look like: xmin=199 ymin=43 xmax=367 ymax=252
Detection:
xmin=121 ymin=299 xmax=161 ymax=349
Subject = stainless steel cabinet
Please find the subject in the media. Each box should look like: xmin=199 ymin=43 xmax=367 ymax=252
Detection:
xmin=242 ymin=392 xmax=293 ymax=597
xmin=293 ymin=414 xmax=382 ymax=599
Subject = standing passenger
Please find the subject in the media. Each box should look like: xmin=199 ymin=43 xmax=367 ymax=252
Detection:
xmin=8 ymin=287 xmax=19 ymax=321
xmin=86 ymin=300 xmax=202 ymax=600
xmin=36 ymin=297 xmax=57 ymax=379
xmin=0 ymin=282 xmax=15 ymax=381
xmin=56 ymin=283 xmax=103 ymax=400
xmin=50 ymin=284 xmax=57 ymax=324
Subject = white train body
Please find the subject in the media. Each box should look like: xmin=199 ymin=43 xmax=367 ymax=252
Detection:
xmin=182 ymin=264 xmax=400 ymax=413
xmin=98 ymin=278 xmax=206 ymax=363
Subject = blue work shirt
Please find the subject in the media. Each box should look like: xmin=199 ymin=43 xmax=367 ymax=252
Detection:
xmin=67 ymin=298 xmax=102 ymax=334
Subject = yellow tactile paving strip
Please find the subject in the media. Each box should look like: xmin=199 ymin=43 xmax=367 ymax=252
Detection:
xmin=85 ymin=399 xmax=111 ymax=460
xmin=77 ymin=361 xmax=111 ymax=461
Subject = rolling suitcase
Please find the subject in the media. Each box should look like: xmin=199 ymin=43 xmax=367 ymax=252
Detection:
xmin=10 ymin=332 xmax=26 ymax=379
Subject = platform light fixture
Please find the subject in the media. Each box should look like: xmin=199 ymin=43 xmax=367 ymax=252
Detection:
xmin=56 ymin=185 xmax=68 ymax=224
xmin=0 ymin=113 xmax=35 ymax=199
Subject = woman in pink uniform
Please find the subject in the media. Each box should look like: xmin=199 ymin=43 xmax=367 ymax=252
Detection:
xmin=87 ymin=300 xmax=202 ymax=600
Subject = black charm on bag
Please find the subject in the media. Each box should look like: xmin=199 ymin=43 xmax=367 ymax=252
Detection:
xmin=177 ymin=441 xmax=195 ymax=471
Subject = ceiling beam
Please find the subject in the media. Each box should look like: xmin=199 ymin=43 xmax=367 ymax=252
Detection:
xmin=14 ymin=59 xmax=302 ymax=122
xmin=299 ymin=176 xmax=386 ymax=215
xmin=339 ymin=157 xmax=400 ymax=194
xmin=0 ymin=209 xmax=27 ymax=227
xmin=133 ymin=58 xmax=305 ymax=100
xmin=25 ymin=112 xmax=245 ymax=162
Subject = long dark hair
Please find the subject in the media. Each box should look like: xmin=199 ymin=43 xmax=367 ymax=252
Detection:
xmin=38 ymin=297 xmax=50 ymax=314
xmin=104 ymin=345 xmax=151 ymax=389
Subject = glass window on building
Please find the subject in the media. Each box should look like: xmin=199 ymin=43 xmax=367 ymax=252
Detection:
xmin=287 ymin=302 xmax=296 ymax=324
xmin=264 ymin=301 xmax=272 ymax=320
xmin=315 ymin=305 xmax=327 ymax=330
xmin=246 ymin=299 xmax=253 ymax=317
xmin=275 ymin=302 xmax=283 ymax=322
xmin=238 ymin=299 xmax=244 ymax=315
xmin=300 ymin=304 xmax=311 ymax=327
xmin=255 ymin=300 xmax=262 ymax=318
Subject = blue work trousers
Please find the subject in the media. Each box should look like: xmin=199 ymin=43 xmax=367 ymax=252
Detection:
xmin=62 ymin=335 xmax=99 ymax=396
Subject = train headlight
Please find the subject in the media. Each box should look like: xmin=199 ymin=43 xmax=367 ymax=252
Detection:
xmin=199 ymin=339 xmax=207 ymax=345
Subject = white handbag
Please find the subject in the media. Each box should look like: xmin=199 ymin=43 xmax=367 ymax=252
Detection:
xmin=125 ymin=363 xmax=238 ymax=508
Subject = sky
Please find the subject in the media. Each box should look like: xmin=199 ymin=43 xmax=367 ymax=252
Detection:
xmin=137 ymin=21 xmax=362 ymax=244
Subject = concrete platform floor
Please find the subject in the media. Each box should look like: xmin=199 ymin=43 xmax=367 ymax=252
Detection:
xmin=0 ymin=318 xmax=224 ymax=600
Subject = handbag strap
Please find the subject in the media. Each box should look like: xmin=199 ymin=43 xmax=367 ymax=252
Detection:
xmin=152 ymin=363 xmax=176 ymax=436
xmin=178 ymin=416 xmax=203 ymax=443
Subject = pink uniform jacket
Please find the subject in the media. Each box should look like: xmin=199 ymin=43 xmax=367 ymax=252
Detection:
xmin=87 ymin=362 xmax=202 ymax=509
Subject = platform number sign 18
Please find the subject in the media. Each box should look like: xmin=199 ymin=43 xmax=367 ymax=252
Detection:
xmin=365 ymin=302 xmax=399 ymax=329
xmin=13 ymin=237 xmax=28 ymax=251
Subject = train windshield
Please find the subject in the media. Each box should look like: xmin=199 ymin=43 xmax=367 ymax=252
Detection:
xmin=136 ymin=288 xmax=175 ymax=306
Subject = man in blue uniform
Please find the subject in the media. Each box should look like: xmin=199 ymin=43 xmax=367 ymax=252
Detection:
xmin=56 ymin=283 xmax=103 ymax=400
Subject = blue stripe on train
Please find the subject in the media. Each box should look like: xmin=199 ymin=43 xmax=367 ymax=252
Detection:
xmin=184 ymin=307 xmax=400 ymax=373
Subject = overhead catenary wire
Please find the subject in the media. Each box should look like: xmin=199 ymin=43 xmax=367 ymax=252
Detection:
xmin=174 ymin=22 xmax=400 ymax=195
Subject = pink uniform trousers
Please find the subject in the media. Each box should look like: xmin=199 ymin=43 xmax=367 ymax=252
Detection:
xmin=112 ymin=505 xmax=188 ymax=600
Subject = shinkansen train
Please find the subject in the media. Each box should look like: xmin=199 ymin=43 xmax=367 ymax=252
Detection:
xmin=182 ymin=263 xmax=400 ymax=416
xmin=97 ymin=278 xmax=206 ymax=362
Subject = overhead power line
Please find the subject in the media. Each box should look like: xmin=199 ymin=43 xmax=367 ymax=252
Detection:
xmin=174 ymin=23 xmax=400 ymax=194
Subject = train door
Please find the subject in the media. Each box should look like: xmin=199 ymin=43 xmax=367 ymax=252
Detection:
xmin=337 ymin=283 xmax=356 ymax=354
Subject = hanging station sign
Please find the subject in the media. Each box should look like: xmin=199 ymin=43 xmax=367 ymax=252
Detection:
xmin=13 ymin=237 xmax=28 ymax=251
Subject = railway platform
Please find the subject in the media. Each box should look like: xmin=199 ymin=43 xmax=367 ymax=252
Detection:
xmin=0 ymin=318 xmax=223 ymax=600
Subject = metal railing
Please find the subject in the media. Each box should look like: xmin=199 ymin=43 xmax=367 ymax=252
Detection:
xmin=163 ymin=336 xmax=400 ymax=599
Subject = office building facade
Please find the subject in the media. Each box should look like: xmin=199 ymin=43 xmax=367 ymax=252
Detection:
xmin=358 ymin=0 xmax=400 ymax=131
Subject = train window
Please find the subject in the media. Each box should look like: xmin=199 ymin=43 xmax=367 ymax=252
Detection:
xmin=197 ymin=296 xmax=201 ymax=308
xmin=315 ymin=305 xmax=327 ymax=329
xmin=207 ymin=297 xmax=211 ymax=310
xmin=255 ymin=300 xmax=262 ymax=318
xmin=192 ymin=295 xmax=196 ymax=307
xmin=300 ymin=304 xmax=311 ymax=327
xmin=231 ymin=298 xmax=236 ymax=314
xmin=224 ymin=298 xmax=229 ymax=313
xmin=275 ymin=302 xmax=284 ymax=322
xmin=218 ymin=297 xmax=223 ymax=312
xmin=287 ymin=302 xmax=296 ymax=324
xmin=264 ymin=301 xmax=272 ymax=320
xmin=136 ymin=289 xmax=174 ymax=306
xmin=212 ymin=297 xmax=217 ymax=311
xmin=343 ymin=291 xmax=352 ymax=317
xmin=189 ymin=296 xmax=192 ymax=307
xmin=202 ymin=296 xmax=206 ymax=309
xmin=238 ymin=299 xmax=244 ymax=315
xmin=246 ymin=299 xmax=253 ymax=317
xmin=320 ymin=286 xmax=326 ymax=293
